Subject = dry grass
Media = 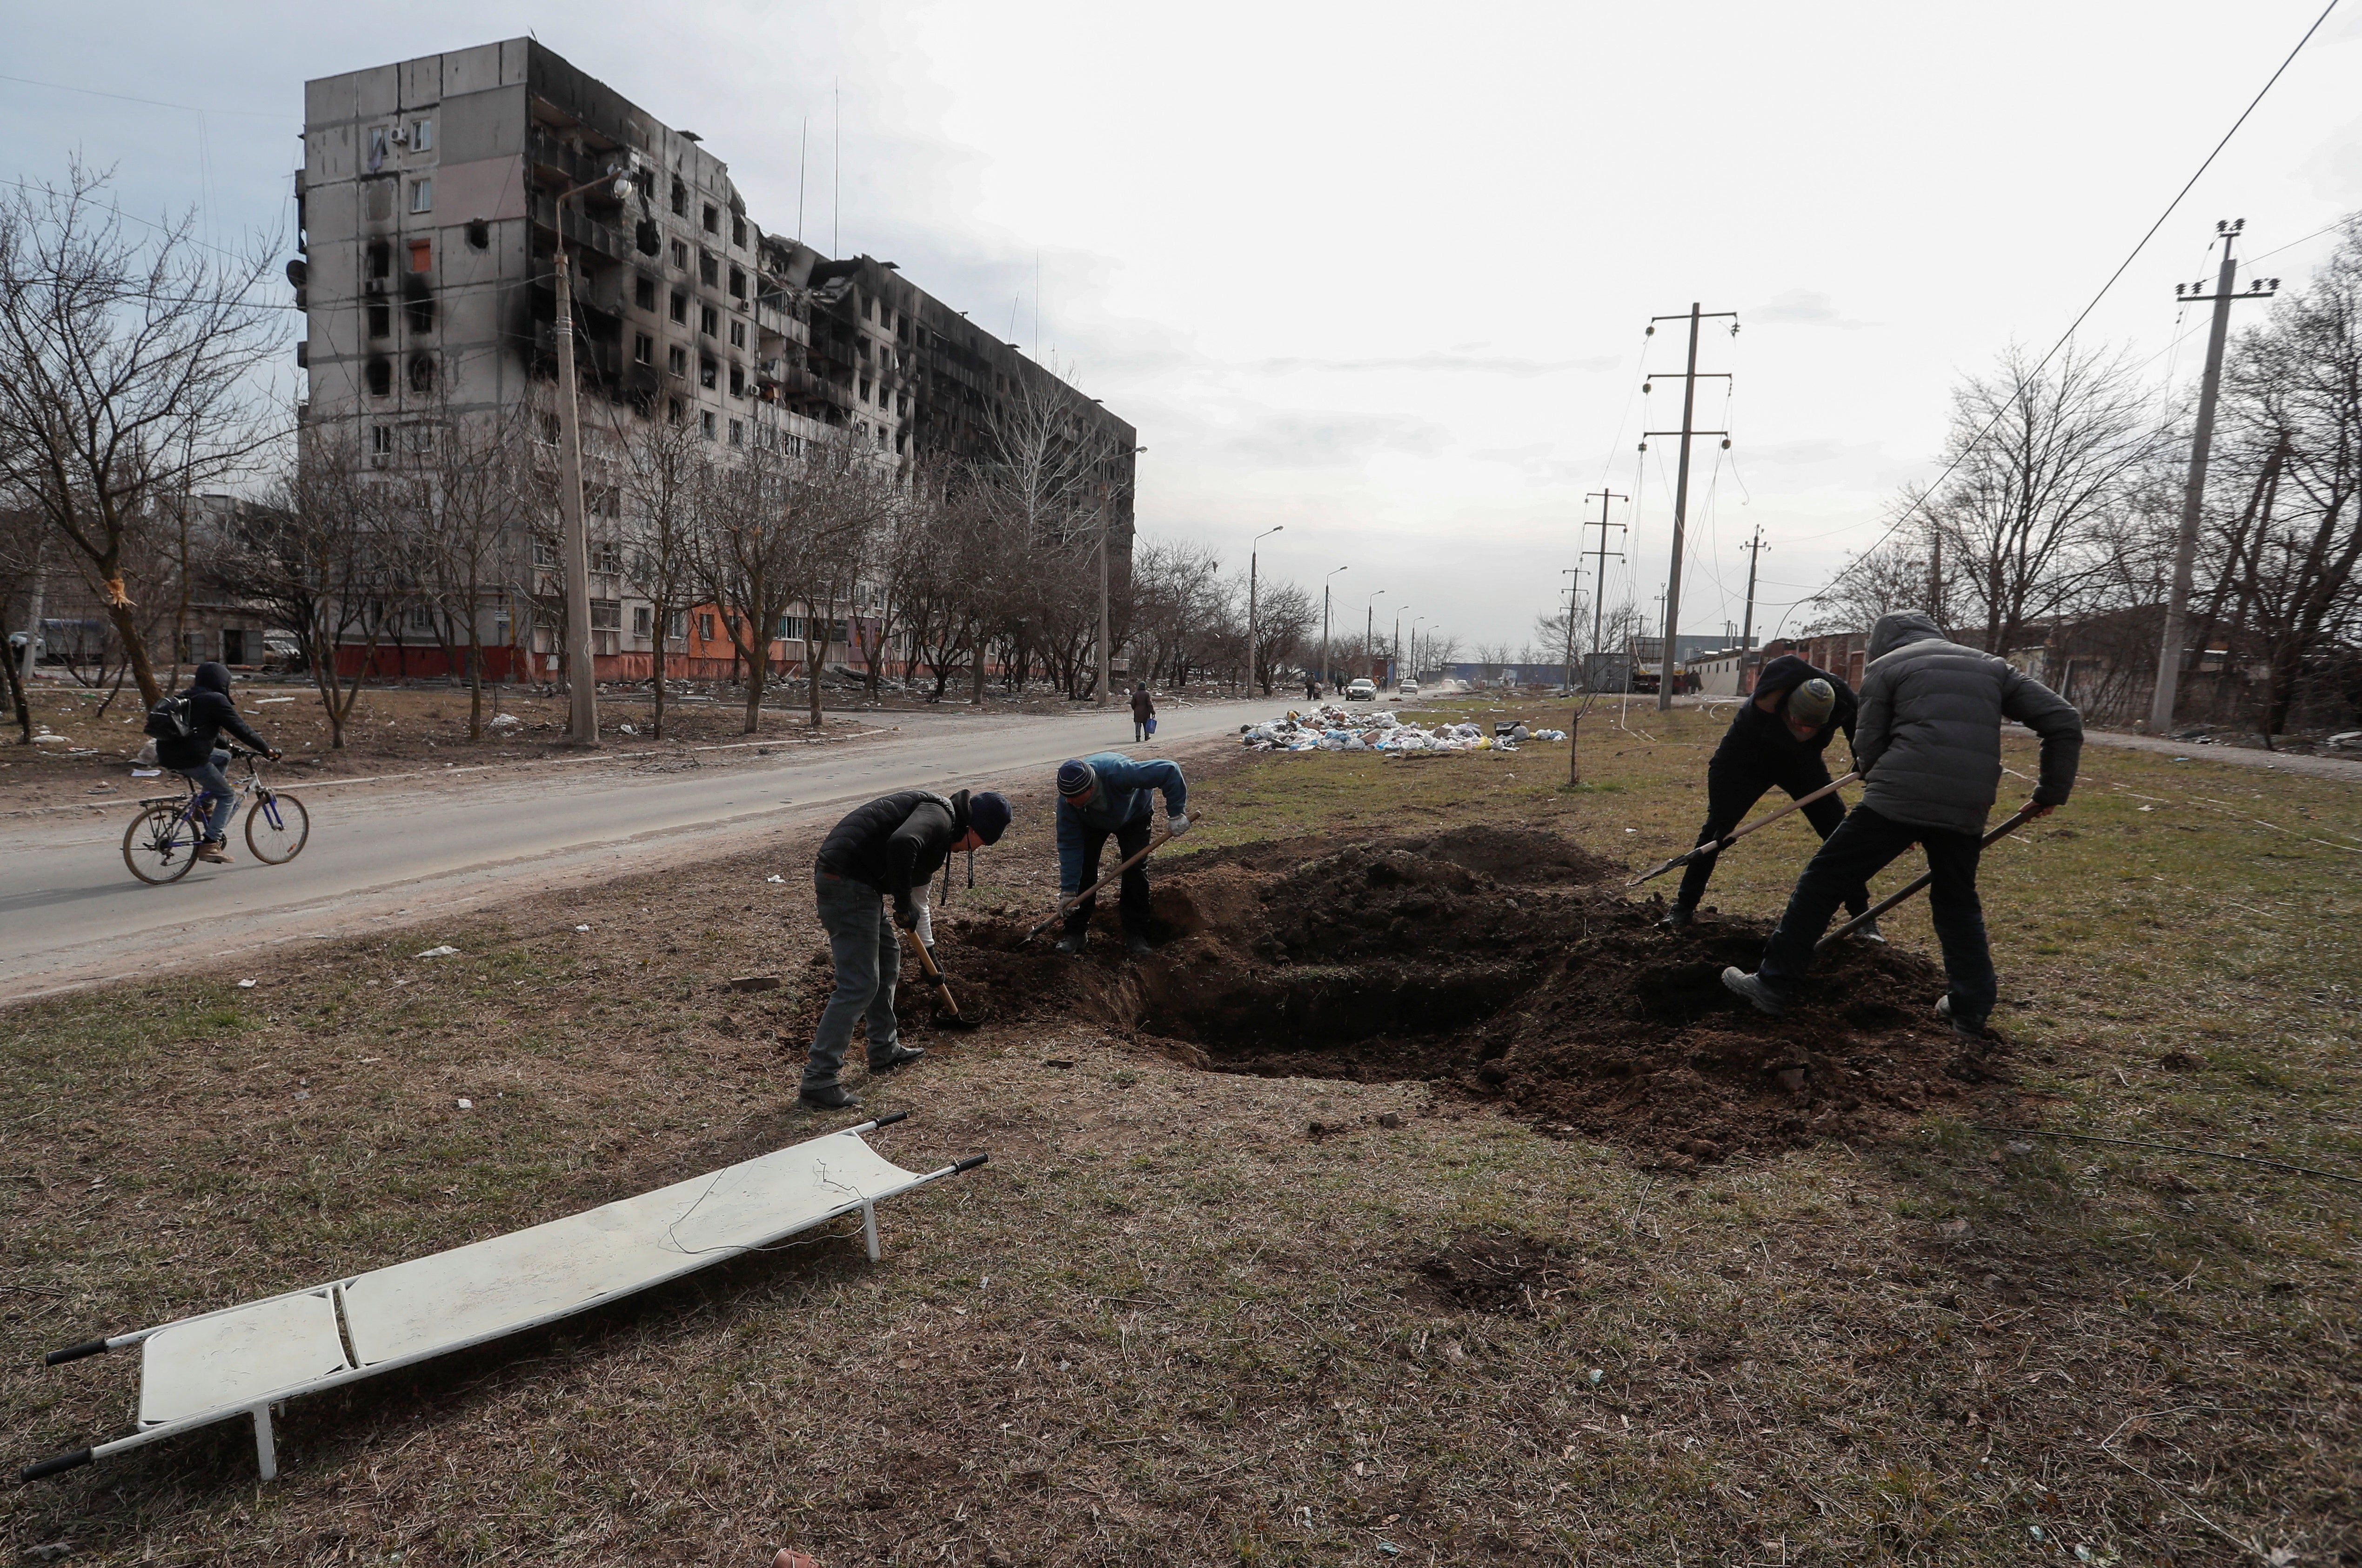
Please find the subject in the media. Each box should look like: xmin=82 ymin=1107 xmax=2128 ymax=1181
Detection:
xmin=3 ymin=709 xmax=2356 ymax=1565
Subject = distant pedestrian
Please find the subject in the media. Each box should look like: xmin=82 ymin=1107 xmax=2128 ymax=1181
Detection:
xmin=1131 ymin=681 xmax=1155 ymax=742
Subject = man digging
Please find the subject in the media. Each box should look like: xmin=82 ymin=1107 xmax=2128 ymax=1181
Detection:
xmin=799 ymin=787 xmax=1013 ymax=1111
xmin=1661 ymin=654 xmax=1877 ymax=937
xmin=1054 ymin=754 xmax=1189 ymax=958
xmin=1721 ymin=611 xmax=2081 ymax=1038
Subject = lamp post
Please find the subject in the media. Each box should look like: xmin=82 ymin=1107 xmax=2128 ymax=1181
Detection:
xmin=1245 ymin=524 xmax=1283 ymax=695
xmin=1391 ymin=604 xmax=1408 ymax=691
xmin=1365 ymin=590 xmax=1385 ymax=688
xmin=1320 ymin=566 xmax=1348 ymax=694
xmin=551 ymin=158 xmax=638 ymax=746
xmin=1411 ymin=616 xmax=1423 ymax=688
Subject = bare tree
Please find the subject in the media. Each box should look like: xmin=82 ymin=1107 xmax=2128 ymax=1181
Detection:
xmin=1250 ymin=581 xmax=1317 ymax=695
xmin=2214 ymin=218 xmax=2362 ymax=740
xmin=1920 ymin=342 xmax=2164 ymax=655
xmin=213 ymin=435 xmax=394 ymax=749
xmin=0 ymin=165 xmax=284 ymax=708
xmin=617 ymin=412 xmax=709 ymax=739
xmin=403 ymin=400 xmax=533 ymax=738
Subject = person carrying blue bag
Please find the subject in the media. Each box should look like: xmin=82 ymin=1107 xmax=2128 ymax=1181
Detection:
xmin=1054 ymin=752 xmax=1189 ymax=958
xmin=1130 ymin=681 xmax=1156 ymax=742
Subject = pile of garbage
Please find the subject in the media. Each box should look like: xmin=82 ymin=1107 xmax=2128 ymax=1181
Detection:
xmin=1238 ymin=706 xmax=1567 ymax=756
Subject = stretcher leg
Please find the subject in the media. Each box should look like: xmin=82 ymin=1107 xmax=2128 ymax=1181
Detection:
xmin=252 ymin=1405 xmax=277 ymax=1482
xmin=862 ymin=1201 xmax=880 ymax=1263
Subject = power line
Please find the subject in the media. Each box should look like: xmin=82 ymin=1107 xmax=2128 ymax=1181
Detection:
xmin=1809 ymin=0 xmax=2342 ymax=605
xmin=0 ymin=71 xmax=291 ymax=120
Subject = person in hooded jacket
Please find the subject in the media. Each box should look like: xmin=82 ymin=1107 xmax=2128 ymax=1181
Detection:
xmin=1130 ymin=681 xmax=1156 ymax=743
xmin=1663 ymin=656 xmax=1877 ymax=937
xmin=800 ymin=787 xmax=1013 ymax=1110
xmin=151 ymin=661 xmax=279 ymax=863
xmin=1722 ymin=612 xmax=2081 ymax=1038
xmin=1054 ymin=754 xmax=1188 ymax=957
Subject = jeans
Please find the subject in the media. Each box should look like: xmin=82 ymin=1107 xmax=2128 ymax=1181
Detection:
xmin=1676 ymin=752 xmax=1867 ymax=918
xmin=1064 ymin=813 xmax=1153 ymax=937
xmin=1757 ymin=804 xmax=1997 ymax=1024
xmin=803 ymin=870 xmax=902 ymax=1090
xmin=174 ymin=750 xmax=237 ymax=843
xmin=1133 ymin=720 xmax=1148 ymax=742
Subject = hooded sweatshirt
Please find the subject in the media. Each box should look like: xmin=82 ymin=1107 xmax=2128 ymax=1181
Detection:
xmin=156 ymin=662 xmax=273 ymax=771
xmin=1852 ymin=612 xmax=2082 ymax=835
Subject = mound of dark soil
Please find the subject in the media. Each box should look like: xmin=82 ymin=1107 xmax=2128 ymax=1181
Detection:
xmin=942 ymin=824 xmax=2011 ymax=1160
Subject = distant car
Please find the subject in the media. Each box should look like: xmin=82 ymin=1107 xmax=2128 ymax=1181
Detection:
xmin=1346 ymin=678 xmax=1377 ymax=701
xmin=1398 ymin=681 xmax=1419 ymax=700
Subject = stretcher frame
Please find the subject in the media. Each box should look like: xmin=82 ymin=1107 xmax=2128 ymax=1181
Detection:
xmin=21 ymin=1113 xmax=983 ymax=1484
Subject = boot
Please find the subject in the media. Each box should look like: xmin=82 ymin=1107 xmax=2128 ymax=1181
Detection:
xmin=1854 ymin=915 xmax=1887 ymax=944
xmin=1124 ymin=929 xmax=1156 ymax=959
xmin=1053 ymin=929 xmax=1089 ymax=956
xmin=195 ymin=840 xmax=233 ymax=864
xmin=1720 ymin=967 xmax=1788 ymax=1017
xmin=1936 ymin=995 xmax=1986 ymax=1041
xmin=1656 ymin=903 xmax=1694 ymax=932
xmin=797 ymin=1081 xmax=863 ymax=1112
xmin=868 ymin=1045 xmax=926 ymax=1074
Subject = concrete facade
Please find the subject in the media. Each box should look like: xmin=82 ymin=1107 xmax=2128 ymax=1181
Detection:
xmin=296 ymin=38 xmax=1137 ymax=681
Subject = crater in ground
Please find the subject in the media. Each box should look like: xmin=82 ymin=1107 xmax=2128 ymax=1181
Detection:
xmin=943 ymin=825 xmax=2009 ymax=1161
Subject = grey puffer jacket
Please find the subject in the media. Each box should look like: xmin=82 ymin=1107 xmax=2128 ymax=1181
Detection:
xmin=1853 ymin=612 xmax=2082 ymax=836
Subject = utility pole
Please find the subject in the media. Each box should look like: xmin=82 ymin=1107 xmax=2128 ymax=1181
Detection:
xmin=1738 ymin=525 xmax=1766 ymax=653
xmin=1643 ymin=302 xmax=1737 ymax=710
xmin=2149 ymin=220 xmax=2276 ymax=733
xmin=1365 ymin=590 xmax=1385 ymax=687
xmin=1582 ymin=488 xmax=1626 ymax=689
xmin=1245 ymin=525 xmax=1282 ymax=694
xmin=1321 ymin=566 xmax=1347 ymax=695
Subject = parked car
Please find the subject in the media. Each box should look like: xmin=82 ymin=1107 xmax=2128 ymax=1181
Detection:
xmin=1346 ymin=678 xmax=1377 ymax=701
xmin=1398 ymin=680 xmax=1420 ymax=700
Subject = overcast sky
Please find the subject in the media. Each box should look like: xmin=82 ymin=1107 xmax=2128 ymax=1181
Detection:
xmin=7 ymin=1 xmax=2360 ymax=655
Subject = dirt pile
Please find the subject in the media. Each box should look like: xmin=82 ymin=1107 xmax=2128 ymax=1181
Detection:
xmin=940 ymin=825 xmax=2009 ymax=1160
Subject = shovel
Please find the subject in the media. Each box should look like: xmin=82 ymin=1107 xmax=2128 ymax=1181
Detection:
xmin=1628 ymin=772 xmax=1860 ymax=887
xmin=902 ymin=928 xmax=981 ymax=1029
xmin=1022 ymin=823 xmax=1182 ymax=944
xmin=1816 ymin=803 xmax=2041 ymax=953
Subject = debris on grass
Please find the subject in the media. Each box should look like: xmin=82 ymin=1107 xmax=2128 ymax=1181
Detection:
xmin=415 ymin=945 xmax=460 ymax=959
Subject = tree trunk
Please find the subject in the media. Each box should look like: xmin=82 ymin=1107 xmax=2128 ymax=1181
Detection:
xmin=651 ymin=621 xmax=668 ymax=741
xmin=807 ymin=599 xmax=830 ymax=729
xmin=1 ymin=635 xmax=32 ymax=742
xmin=104 ymin=597 xmax=164 ymax=710
xmin=742 ymin=639 xmax=766 ymax=734
xmin=466 ymin=627 xmax=484 ymax=740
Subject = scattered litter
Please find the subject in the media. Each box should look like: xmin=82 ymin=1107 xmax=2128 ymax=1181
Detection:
xmin=1588 ymin=1368 xmax=1605 ymax=1384
xmin=236 ymin=979 xmax=256 ymax=989
xmin=766 ymin=874 xmax=786 ymax=883
xmin=728 ymin=975 xmax=783 ymax=993
xmin=131 ymin=767 xmax=161 ymax=777
xmin=456 ymin=1098 xmax=473 ymax=1110
xmin=618 ymin=722 xmax=637 ymax=735
xmin=488 ymin=713 xmax=522 ymax=730
xmin=573 ymin=924 xmax=591 ymax=932
xmin=415 ymin=945 xmax=460 ymax=959
xmin=32 ymin=728 xmax=68 ymax=744
xmin=254 ymin=696 xmax=295 ymax=706
xmin=1235 ymin=704 xmax=1570 ymax=757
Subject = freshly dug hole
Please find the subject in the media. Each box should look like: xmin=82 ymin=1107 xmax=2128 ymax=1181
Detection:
xmin=943 ymin=825 xmax=2010 ymax=1159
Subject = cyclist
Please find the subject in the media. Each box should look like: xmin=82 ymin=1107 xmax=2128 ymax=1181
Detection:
xmin=150 ymin=661 xmax=279 ymax=863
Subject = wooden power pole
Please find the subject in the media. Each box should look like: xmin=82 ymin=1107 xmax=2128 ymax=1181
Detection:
xmin=1642 ymin=303 xmax=1737 ymax=710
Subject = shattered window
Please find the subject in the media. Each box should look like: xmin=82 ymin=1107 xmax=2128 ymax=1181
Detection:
xmin=412 ymin=119 xmax=434 ymax=152
xmin=669 ymin=291 xmax=687 ymax=324
xmin=409 ymin=179 xmax=432 ymax=214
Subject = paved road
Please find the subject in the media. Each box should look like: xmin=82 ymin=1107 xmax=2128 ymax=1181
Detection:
xmin=0 ymin=699 xmax=1270 ymax=1002
xmin=2082 ymin=729 xmax=2362 ymax=783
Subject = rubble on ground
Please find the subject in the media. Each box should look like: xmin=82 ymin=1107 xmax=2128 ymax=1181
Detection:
xmin=1238 ymin=705 xmax=1567 ymax=755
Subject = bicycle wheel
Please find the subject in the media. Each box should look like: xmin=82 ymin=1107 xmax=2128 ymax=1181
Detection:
xmin=246 ymin=790 xmax=310 ymax=864
xmin=123 ymin=804 xmax=200 ymax=885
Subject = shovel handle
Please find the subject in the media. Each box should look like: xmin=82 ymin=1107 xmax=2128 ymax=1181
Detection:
xmin=1817 ymin=804 xmax=2039 ymax=952
xmin=1025 ymin=821 xmax=1184 ymax=940
xmin=1629 ymin=772 xmax=1859 ymax=888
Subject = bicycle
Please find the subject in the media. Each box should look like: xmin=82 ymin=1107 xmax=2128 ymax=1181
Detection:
xmin=121 ymin=748 xmax=310 ymax=885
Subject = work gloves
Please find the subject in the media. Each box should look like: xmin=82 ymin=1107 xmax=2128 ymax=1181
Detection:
xmin=1166 ymin=813 xmax=1191 ymax=838
xmin=892 ymin=900 xmax=920 ymax=931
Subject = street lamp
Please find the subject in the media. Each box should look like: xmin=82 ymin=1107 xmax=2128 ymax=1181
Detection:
xmin=1411 ymin=617 xmax=1424 ymax=689
xmin=1365 ymin=590 xmax=1386 ymax=688
xmin=1320 ymin=566 xmax=1348 ymax=696
xmin=552 ymin=157 xmax=638 ymax=746
xmin=1245 ymin=524 xmax=1283 ymax=695
xmin=1391 ymin=604 xmax=1409 ymax=691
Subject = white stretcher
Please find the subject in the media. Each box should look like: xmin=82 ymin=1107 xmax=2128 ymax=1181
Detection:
xmin=22 ymin=1114 xmax=982 ymax=1483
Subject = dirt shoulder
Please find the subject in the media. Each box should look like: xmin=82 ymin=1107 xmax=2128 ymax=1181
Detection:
xmin=4 ymin=700 xmax=2355 ymax=1565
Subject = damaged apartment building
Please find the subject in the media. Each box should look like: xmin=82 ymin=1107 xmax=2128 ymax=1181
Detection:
xmin=295 ymin=36 xmax=1137 ymax=680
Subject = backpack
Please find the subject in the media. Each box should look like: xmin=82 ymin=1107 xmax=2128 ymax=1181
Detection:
xmin=144 ymin=694 xmax=194 ymax=741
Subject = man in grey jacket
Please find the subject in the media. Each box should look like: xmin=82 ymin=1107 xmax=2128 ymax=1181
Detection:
xmin=1722 ymin=611 xmax=2082 ymax=1036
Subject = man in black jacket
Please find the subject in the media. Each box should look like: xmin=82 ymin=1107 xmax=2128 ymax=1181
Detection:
xmin=1723 ymin=612 xmax=2082 ymax=1037
xmin=799 ymin=787 xmax=1013 ymax=1110
xmin=151 ymin=662 xmax=278 ymax=864
xmin=1663 ymin=654 xmax=1874 ymax=936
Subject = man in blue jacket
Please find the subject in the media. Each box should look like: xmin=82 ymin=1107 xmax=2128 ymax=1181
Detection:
xmin=1055 ymin=753 xmax=1189 ymax=957
xmin=1663 ymin=654 xmax=1875 ymax=937
xmin=1722 ymin=612 xmax=2081 ymax=1038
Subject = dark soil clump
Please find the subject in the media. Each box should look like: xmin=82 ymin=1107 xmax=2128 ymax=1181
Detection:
xmin=1409 ymin=1234 xmax=1586 ymax=1317
xmin=943 ymin=824 xmax=2011 ymax=1159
